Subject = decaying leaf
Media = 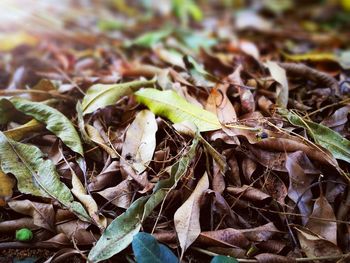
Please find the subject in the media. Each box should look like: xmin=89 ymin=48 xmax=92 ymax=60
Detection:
xmin=121 ymin=109 xmax=158 ymax=174
xmin=0 ymin=132 xmax=90 ymax=221
xmin=3 ymin=97 xmax=84 ymax=155
xmin=294 ymin=226 xmax=342 ymax=259
xmin=86 ymin=124 xmax=117 ymax=158
xmin=306 ymin=195 xmax=337 ymax=245
xmin=174 ymin=172 xmax=209 ymax=258
xmin=8 ymin=200 xmax=55 ymax=231
xmin=265 ymin=61 xmax=289 ymax=108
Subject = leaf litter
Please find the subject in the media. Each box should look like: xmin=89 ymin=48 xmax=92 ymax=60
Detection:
xmin=0 ymin=1 xmax=350 ymax=262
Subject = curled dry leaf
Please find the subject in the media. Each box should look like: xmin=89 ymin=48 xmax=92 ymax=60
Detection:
xmin=198 ymin=228 xmax=250 ymax=248
xmin=306 ymin=195 xmax=337 ymax=245
xmin=226 ymin=185 xmax=271 ymax=202
xmin=294 ymin=226 xmax=342 ymax=259
xmin=174 ymin=172 xmax=209 ymax=259
xmin=0 ymin=218 xmax=37 ymax=233
xmin=286 ymin=152 xmax=316 ymax=225
xmin=228 ymin=65 xmax=255 ymax=113
xmin=264 ymin=61 xmax=289 ymax=108
xmin=239 ymin=222 xmax=280 ymax=242
xmin=97 ymin=179 xmax=134 ymax=209
xmin=85 ymin=124 xmax=117 ymax=158
xmin=205 ymin=83 xmax=237 ymax=124
xmin=8 ymin=200 xmax=55 ymax=231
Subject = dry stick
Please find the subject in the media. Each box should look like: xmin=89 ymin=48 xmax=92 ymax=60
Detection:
xmin=192 ymin=247 xmax=350 ymax=262
xmin=0 ymin=89 xmax=74 ymax=101
xmin=307 ymin=97 xmax=350 ymax=116
xmin=278 ymin=62 xmax=340 ymax=96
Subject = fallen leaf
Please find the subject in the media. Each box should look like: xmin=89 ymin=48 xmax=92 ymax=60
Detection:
xmin=199 ymin=228 xmax=250 ymax=248
xmin=97 ymin=179 xmax=133 ymax=209
xmin=286 ymin=152 xmax=316 ymax=225
xmin=0 ymin=169 xmax=15 ymax=205
xmin=0 ymin=132 xmax=90 ymax=222
xmin=6 ymin=97 xmax=83 ymax=155
xmin=8 ymin=200 xmax=55 ymax=231
xmin=265 ymin=61 xmax=289 ymax=108
xmin=132 ymin=232 xmax=178 ymax=263
xmin=121 ymin=109 xmax=158 ymax=175
xmin=82 ymin=78 xmax=156 ymax=114
xmin=3 ymin=119 xmax=44 ymax=140
xmin=280 ymin=109 xmax=350 ymax=163
xmin=294 ymin=226 xmax=342 ymax=259
xmin=306 ymin=195 xmax=337 ymax=245
xmin=174 ymin=172 xmax=209 ymax=259
xmin=88 ymin=196 xmax=148 ymax=263
xmin=86 ymin=124 xmax=117 ymax=158
xmin=135 ymin=88 xmax=221 ymax=131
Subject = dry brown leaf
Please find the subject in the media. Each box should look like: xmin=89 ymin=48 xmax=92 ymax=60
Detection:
xmin=227 ymin=185 xmax=271 ymax=202
xmin=198 ymin=228 xmax=250 ymax=248
xmin=306 ymin=195 xmax=337 ymax=245
xmin=239 ymin=222 xmax=280 ymax=242
xmin=8 ymin=200 xmax=55 ymax=231
xmin=205 ymin=83 xmax=237 ymax=124
xmin=294 ymin=226 xmax=342 ymax=260
xmin=86 ymin=124 xmax=117 ymax=158
xmin=97 ymin=179 xmax=133 ymax=209
xmin=286 ymin=153 xmax=316 ymax=225
xmin=121 ymin=109 xmax=158 ymax=175
xmin=174 ymin=172 xmax=209 ymax=259
xmin=71 ymin=171 xmax=107 ymax=229
xmin=228 ymin=65 xmax=255 ymax=113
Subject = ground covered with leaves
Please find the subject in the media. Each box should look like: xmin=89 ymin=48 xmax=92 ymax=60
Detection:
xmin=1 ymin=0 xmax=350 ymax=262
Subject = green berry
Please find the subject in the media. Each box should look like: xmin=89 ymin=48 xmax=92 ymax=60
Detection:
xmin=16 ymin=228 xmax=33 ymax=241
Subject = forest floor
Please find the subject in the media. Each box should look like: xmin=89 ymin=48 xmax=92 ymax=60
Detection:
xmin=0 ymin=1 xmax=350 ymax=262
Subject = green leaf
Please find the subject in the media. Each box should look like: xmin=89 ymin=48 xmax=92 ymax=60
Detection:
xmin=88 ymin=196 xmax=148 ymax=263
xmin=88 ymin=139 xmax=198 ymax=262
xmin=131 ymin=28 xmax=172 ymax=48
xmin=8 ymin=98 xmax=83 ymax=155
xmin=172 ymin=0 xmax=203 ymax=26
xmin=179 ymin=31 xmax=217 ymax=52
xmin=132 ymin=232 xmax=178 ymax=263
xmin=135 ymin=88 xmax=220 ymax=132
xmin=16 ymin=228 xmax=33 ymax=242
xmin=82 ymin=79 xmax=156 ymax=115
xmin=279 ymin=109 xmax=350 ymax=163
xmin=0 ymin=132 xmax=90 ymax=221
xmin=211 ymin=255 xmax=239 ymax=263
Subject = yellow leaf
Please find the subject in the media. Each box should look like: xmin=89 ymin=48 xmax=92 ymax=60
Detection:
xmin=0 ymin=169 xmax=15 ymax=205
xmin=282 ymin=52 xmax=337 ymax=62
xmin=0 ymin=32 xmax=38 ymax=52
xmin=4 ymin=119 xmax=44 ymax=141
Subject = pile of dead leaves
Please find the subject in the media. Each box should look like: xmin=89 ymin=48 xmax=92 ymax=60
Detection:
xmin=0 ymin=0 xmax=350 ymax=262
